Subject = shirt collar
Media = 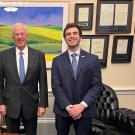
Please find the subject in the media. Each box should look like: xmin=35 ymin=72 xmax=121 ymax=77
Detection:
xmin=68 ymin=49 xmax=81 ymax=57
xmin=16 ymin=46 xmax=28 ymax=56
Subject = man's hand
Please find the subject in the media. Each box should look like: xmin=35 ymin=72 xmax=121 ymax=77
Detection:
xmin=0 ymin=105 xmax=6 ymax=115
xmin=72 ymin=113 xmax=82 ymax=120
xmin=68 ymin=104 xmax=85 ymax=118
xmin=37 ymin=107 xmax=46 ymax=117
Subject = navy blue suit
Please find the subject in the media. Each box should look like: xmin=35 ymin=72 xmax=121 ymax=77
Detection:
xmin=51 ymin=50 xmax=103 ymax=135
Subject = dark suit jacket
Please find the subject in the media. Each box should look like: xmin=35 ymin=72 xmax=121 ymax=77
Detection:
xmin=51 ymin=50 xmax=103 ymax=118
xmin=0 ymin=47 xmax=48 ymax=119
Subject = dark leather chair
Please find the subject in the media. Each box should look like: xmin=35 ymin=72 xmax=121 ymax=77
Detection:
xmin=92 ymin=84 xmax=135 ymax=135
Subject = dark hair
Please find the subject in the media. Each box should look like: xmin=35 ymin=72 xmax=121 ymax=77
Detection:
xmin=63 ymin=23 xmax=82 ymax=38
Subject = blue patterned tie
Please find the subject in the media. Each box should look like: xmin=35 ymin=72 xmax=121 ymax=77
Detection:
xmin=71 ymin=53 xmax=78 ymax=78
xmin=19 ymin=52 xmax=25 ymax=83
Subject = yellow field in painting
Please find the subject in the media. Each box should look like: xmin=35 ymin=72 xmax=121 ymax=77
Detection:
xmin=28 ymin=26 xmax=62 ymax=41
xmin=45 ymin=54 xmax=59 ymax=61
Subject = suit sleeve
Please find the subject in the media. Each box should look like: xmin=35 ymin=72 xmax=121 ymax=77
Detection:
xmin=51 ymin=58 xmax=71 ymax=109
xmin=0 ymin=52 xmax=4 ymax=104
xmin=83 ymin=56 xmax=103 ymax=106
xmin=39 ymin=53 xmax=48 ymax=107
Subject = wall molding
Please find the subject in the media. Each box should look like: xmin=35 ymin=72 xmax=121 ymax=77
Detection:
xmin=48 ymin=89 xmax=135 ymax=96
xmin=38 ymin=118 xmax=55 ymax=123
xmin=115 ymin=89 xmax=135 ymax=95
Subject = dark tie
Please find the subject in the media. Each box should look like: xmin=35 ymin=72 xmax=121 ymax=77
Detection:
xmin=19 ymin=52 xmax=25 ymax=83
xmin=71 ymin=53 xmax=78 ymax=78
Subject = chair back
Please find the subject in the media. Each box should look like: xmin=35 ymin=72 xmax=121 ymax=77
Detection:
xmin=96 ymin=84 xmax=119 ymax=123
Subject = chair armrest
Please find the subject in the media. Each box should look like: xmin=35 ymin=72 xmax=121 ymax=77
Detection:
xmin=111 ymin=108 xmax=135 ymax=134
xmin=92 ymin=119 xmax=107 ymax=135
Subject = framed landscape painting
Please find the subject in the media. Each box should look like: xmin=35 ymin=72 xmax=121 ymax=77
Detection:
xmin=0 ymin=1 xmax=68 ymax=68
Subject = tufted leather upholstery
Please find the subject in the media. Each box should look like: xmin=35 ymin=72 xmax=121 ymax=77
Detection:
xmin=92 ymin=84 xmax=135 ymax=135
xmin=96 ymin=84 xmax=119 ymax=122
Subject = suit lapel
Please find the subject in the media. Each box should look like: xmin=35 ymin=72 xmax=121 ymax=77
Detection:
xmin=62 ymin=51 xmax=74 ymax=79
xmin=10 ymin=47 xmax=20 ymax=82
xmin=76 ymin=50 xmax=86 ymax=79
xmin=24 ymin=47 xmax=34 ymax=81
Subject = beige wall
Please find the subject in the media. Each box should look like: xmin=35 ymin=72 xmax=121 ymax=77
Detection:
xmin=69 ymin=0 xmax=135 ymax=110
xmin=2 ymin=0 xmax=135 ymax=111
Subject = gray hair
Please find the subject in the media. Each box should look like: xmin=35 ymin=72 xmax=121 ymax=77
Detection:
xmin=12 ymin=23 xmax=28 ymax=34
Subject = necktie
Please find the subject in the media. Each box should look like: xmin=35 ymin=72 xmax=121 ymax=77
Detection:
xmin=71 ymin=53 xmax=78 ymax=78
xmin=19 ymin=52 xmax=25 ymax=83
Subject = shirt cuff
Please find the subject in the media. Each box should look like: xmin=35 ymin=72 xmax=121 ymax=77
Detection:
xmin=80 ymin=101 xmax=88 ymax=108
xmin=66 ymin=105 xmax=72 ymax=111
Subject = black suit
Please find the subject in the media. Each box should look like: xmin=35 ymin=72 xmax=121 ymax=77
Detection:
xmin=51 ymin=50 xmax=103 ymax=135
xmin=0 ymin=47 xmax=48 ymax=134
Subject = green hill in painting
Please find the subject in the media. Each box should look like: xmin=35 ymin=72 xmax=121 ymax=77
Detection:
xmin=0 ymin=25 xmax=62 ymax=54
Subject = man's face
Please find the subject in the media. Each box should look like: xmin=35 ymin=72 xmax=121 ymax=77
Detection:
xmin=12 ymin=25 xmax=28 ymax=50
xmin=64 ymin=27 xmax=81 ymax=49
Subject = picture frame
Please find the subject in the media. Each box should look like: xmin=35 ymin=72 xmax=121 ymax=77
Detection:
xmin=111 ymin=36 xmax=134 ymax=63
xmin=0 ymin=1 xmax=68 ymax=68
xmin=96 ymin=0 xmax=133 ymax=34
xmin=80 ymin=35 xmax=109 ymax=68
xmin=79 ymin=36 xmax=91 ymax=52
xmin=74 ymin=3 xmax=93 ymax=30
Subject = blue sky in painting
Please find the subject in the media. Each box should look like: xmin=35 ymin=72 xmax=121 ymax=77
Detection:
xmin=0 ymin=7 xmax=63 ymax=26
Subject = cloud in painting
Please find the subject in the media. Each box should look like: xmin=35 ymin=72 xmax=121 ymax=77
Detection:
xmin=4 ymin=7 xmax=18 ymax=12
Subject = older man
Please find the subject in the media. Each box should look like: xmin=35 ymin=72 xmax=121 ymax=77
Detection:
xmin=0 ymin=23 xmax=48 ymax=135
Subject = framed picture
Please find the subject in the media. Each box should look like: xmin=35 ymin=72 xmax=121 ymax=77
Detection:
xmin=96 ymin=0 xmax=133 ymax=34
xmin=80 ymin=36 xmax=91 ymax=52
xmin=0 ymin=1 xmax=68 ymax=68
xmin=80 ymin=35 xmax=109 ymax=68
xmin=74 ymin=3 xmax=93 ymax=30
xmin=111 ymin=36 xmax=134 ymax=63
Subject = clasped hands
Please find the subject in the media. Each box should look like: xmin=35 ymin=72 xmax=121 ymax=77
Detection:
xmin=67 ymin=104 xmax=85 ymax=120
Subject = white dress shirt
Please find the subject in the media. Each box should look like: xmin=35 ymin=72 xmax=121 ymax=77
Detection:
xmin=16 ymin=46 xmax=28 ymax=76
xmin=68 ymin=49 xmax=80 ymax=65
